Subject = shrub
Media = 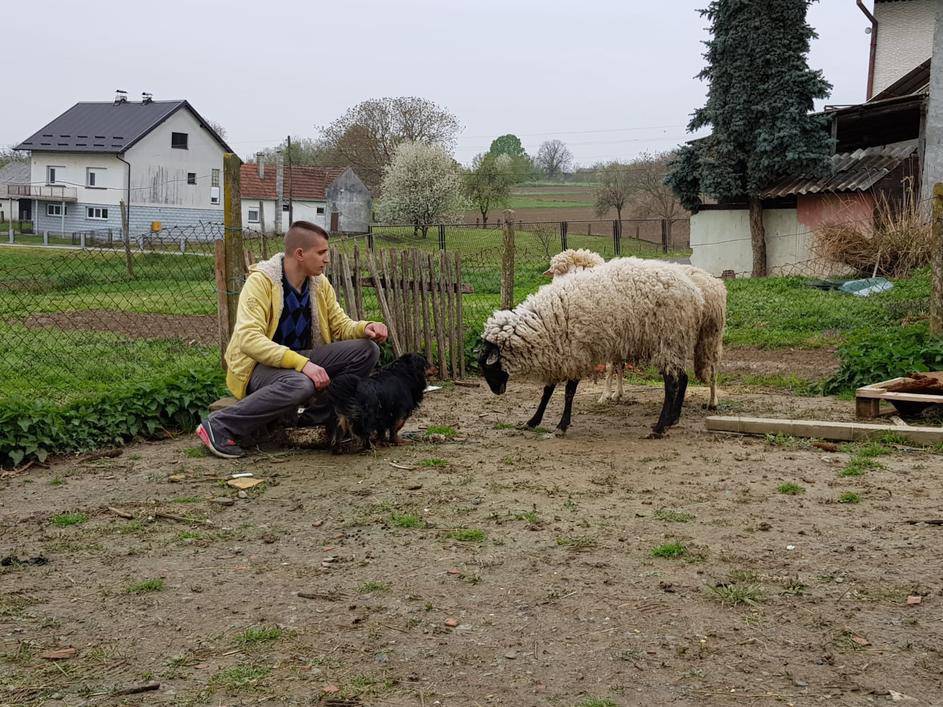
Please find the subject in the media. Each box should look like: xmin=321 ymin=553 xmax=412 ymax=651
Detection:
xmin=0 ymin=368 xmax=224 ymax=467
xmin=823 ymin=323 xmax=943 ymax=394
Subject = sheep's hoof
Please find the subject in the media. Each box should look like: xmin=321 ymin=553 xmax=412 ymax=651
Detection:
xmin=518 ymin=421 xmax=536 ymax=431
xmin=597 ymin=394 xmax=610 ymax=404
xmin=705 ymin=403 xmax=718 ymax=411
xmin=553 ymin=427 xmax=568 ymax=438
xmin=646 ymin=430 xmax=667 ymax=440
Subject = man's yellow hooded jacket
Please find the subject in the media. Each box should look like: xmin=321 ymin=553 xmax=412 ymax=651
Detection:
xmin=224 ymin=253 xmax=374 ymax=399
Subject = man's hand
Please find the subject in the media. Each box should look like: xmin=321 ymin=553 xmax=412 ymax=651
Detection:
xmin=364 ymin=322 xmax=389 ymax=344
xmin=301 ymin=361 xmax=330 ymax=390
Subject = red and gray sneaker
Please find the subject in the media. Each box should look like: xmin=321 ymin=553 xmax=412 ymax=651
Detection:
xmin=195 ymin=419 xmax=245 ymax=459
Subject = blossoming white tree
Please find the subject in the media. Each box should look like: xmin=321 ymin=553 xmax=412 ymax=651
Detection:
xmin=377 ymin=142 xmax=464 ymax=237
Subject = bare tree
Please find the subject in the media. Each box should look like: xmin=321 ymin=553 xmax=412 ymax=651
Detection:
xmin=592 ymin=162 xmax=635 ymax=221
xmin=535 ymin=140 xmax=573 ymax=180
xmin=0 ymin=146 xmax=26 ymax=168
xmin=207 ymin=121 xmax=227 ymax=140
xmin=320 ymin=97 xmax=462 ymax=191
xmin=254 ymin=137 xmax=336 ymax=167
xmin=627 ymin=152 xmax=687 ymax=241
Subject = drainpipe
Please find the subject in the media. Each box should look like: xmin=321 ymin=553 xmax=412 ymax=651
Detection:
xmin=116 ymin=152 xmax=132 ymax=238
xmin=857 ymin=0 xmax=878 ymax=100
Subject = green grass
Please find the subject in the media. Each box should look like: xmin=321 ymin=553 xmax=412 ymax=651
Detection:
xmin=127 ymin=578 xmax=165 ymax=594
xmin=446 ymin=528 xmax=486 ymax=543
xmin=556 ymin=535 xmax=597 ymax=551
xmin=653 ymin=508 xmax=694 ymax=523
xmin=419 ymin=458 xmax=448 ymax=468
xmin=650 ymin=542 xmax=687 ymax=558
xmin=390 ymin=512 xmax=425 ymax=528
xmin=706 ymin=582 xmax=764 ymax=607
xmin=237 ymin=626 xmax=284 ymax=645
xmin=358 ymin=581 xmax=391 ymax=594
xmin=575 ymin=699 xmax=617 ymax=707
xmin=211 ymin=664 xmax=271 ymax=690
xmin=424 ymin=425 xmax=457 ymax=438
xmin=51 ymin=512 xmax=87 ymax=527
xmin=514 ymin=510 xmax=540 ymax=524
xmin=777 ymin=482 xmax=805 ymax=495
xmin=838 ymin=491 xmax=861 ymax=504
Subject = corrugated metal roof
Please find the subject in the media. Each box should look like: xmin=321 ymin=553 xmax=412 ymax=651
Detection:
xmin=0 ymin=161 xmax=29 ymax=184
xmin=15 ymin=100 xmax=233 ymax=154
xmin=762 ymin=140 xmax=917 ymax=198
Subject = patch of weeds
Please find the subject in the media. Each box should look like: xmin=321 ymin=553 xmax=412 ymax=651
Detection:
xmin=51 ymin=512 xmax=87 ymax=527
xmin=833 ymin=631 xmax=869 ymax=652
xmin=115 ymin=519 xmax=149 ymax=535
xmin=342 ymin=673 xmax=397 ymax=698
xmin=514 ymin=510 xmax=540 ymax=524
xmin=777 ymin=482 xmax=805 ymax=495
xmin=176 ymin=531 xmax=203 ymax=542
xmin=707 ymin=582 xmax=764 ymax=607
xmin=390 ymin=512 xmax=425 ymax=528
xmin=358 ymin=581 xmax=391 ymax=594
xmin=493 ymin=422 xmax=515 ymax=430
xmin=183 ymin=446 xmax=208 ymax=458
xmin=650 ymin=542 xmax=686 ymax=558
xmin=765 ymin=432 xmax=797 ymax=447
xmin=532 ymin=426 xmax=551 ymax=435
xmin=446 ymin=528 xmax=486 ymax=543
xmin=779 ymin=576 xmax=807 ymax=596
xmin=211 ymin=664 xmax=271 ymax=690
xmin=838 ymin=491 xmax=861 ymax=504
xmin=562 ymin=496 xmax=578 ymax=512
xmin=576 ymin=699 xmax=617 ymax=707
xmin=419 ymin=458 xmax=448 ymax=468
xmin=728 ymin=569 xmax=760 ymax=583
xmin=653 ymin=508 xmax=694 ymax=523
xmin=425 ymin=425 xmax=456 ymax=438
xmin=237 ymin=626 xmax=284 ymax=646
xmin=857 ymin=441 xmax=891 ymax=458
xmin=49 ymin=476 xmax=64 ymax=487
xmin=172 ymin=496 xmax=202 ymax=504
xmin=127 ymin=578 xmax=165 ymax=594
xmin=555 ymin=535 xmax=597 ymax=552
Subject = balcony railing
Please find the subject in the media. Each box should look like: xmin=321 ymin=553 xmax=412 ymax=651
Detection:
xmin=0 ymin=183 xmax=78 ymax=202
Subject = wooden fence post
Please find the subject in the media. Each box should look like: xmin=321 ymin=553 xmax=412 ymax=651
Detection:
xmin=560 ymin=220 xmax=568 ymax=251
xmin=501 ymin=209 xmax=515 ymax=310
xmin=119 ymin=199 xmax=134 ymax=278
xmin=223 ymin=153 xmax=244 ymax=337
xmin=613 ymin=219 xmax=621 ymax=256
xmin=214 ymin=240 xmax=230 ymax=368
xmin=438 ymin=223 xmax=446 ymax=251
xmin=660 ymin=218 xmax=669 ymax=254
xmin=931 ymin=183 xmax=943 ymax=335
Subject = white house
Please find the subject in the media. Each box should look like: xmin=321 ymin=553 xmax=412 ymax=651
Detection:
xmin=241 ymin=162 xmax=372 ymax=234
xmin=8 ymin=94 xmax=233 ymax=236
xmin=867 ymin=0 xmax=935 ymax=98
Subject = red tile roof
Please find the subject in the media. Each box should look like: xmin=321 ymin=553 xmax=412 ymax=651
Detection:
xmin=240 ymin=163 xmax=347 ymax=201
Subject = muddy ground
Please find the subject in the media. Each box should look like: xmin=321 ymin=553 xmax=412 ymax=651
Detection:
xmin=2 ymin=378 xmax=942 ymax=706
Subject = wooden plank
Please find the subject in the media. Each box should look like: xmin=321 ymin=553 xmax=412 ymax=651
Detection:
xmin=439 ymin=251 xmax=452 ymax=378
xmin=856 ymin=397 xmax=882 ymax=419
xmin=214 ymin=239 xmax=230 ymax=370
xmin=418 ymin=250 xmax=433 ymax=364
xmin=444 ymin=252 xmax=458 ymax=377
xmin=379 ymin=250 xmax=396 ymax=343
xmin=223 ymin=153 xmax=244 ymax=336
xmin=429 ymin=252 xmax=448 ymax=377
xmin=389 ymin=250 xmax=403 ymax=347
xmin=411 ymin=249 xmax=422 ymax=354
xmin=455 ymin=252 xmax=465 ymax=378
xmin=400 ymin=249 xmax=412 ymax=352
xmin=856 ymin=389 xmax=943 ymax=404
xmin=353 ymin=244 xmax=364 ymax=320
xmin=341 ymin=250 xmax=357 ymax=320
xmin=705 ymin=416 xmax=943 ymax=445
xmin=367 ymin=250 xmax=402 ymax=356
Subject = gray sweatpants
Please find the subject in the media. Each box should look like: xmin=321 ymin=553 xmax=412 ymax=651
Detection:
xmin=210 ymin=338 xmax=380 ymax=440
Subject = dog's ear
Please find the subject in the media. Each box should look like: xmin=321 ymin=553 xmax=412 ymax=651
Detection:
xmin=485 ymin=347 xmax=500 ymax=366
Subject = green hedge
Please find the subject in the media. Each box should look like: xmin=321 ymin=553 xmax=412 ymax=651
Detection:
xmin=0 ymin=367 xmax=225 ymax=468
xmin=823 ymin=324 xmax=943 ymax=394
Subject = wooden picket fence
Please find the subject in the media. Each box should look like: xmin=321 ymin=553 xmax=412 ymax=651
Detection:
xmin=325 ymin=245 xmax=466 ymax=380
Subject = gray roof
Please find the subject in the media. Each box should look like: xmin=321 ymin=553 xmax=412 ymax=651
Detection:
xmin=15 ymin=100 xmax=233 ymax=154
xmin=762 ymin=140 xmax=917 ymax=198
xmin=0 ymin=161 xmax=29 ymax=184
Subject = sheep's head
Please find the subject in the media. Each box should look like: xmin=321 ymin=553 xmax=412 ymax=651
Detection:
xmin=478 ymin=340 xmax=509 ymax=395
xmin=543 ymin=248 xmax=606 ymax=278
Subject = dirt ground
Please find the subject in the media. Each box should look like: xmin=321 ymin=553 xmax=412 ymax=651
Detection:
xmin=2 ymin=379 xmax=943 ymax=706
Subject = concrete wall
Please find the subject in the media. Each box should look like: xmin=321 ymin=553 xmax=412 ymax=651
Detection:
xmin=126 ymin=107 xmax=225 ymax=212
xmin=32 ymin=200 xmax=222 ymax=237
xmin=326 ymin=168 xmax=372 ymax=233
xmin=690 ymin=207 xmax=819 ymax=276
xmin=873 ymin=0 xmax=935 ymax=95
xmin=242 ymin=199 xmax=328 ymax=233
xmin=29 ymin=152 xmax=125 ymax=206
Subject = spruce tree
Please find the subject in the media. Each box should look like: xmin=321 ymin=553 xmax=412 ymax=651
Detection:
xmin=667 ymin=0 xmax=832 ymax=276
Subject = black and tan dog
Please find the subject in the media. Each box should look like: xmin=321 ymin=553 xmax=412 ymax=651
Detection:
xmin=326 ymin=353 xmax=433 ymax=453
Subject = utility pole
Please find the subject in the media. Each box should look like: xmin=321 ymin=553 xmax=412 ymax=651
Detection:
xmin=286 ymin=135 xmax=294 ymax=226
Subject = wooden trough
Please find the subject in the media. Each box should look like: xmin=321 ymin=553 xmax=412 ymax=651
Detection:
xmin=855 ymin=372 xmax=943 ymax=420
xmin=705 ymin=416 xmax=943 ymax=445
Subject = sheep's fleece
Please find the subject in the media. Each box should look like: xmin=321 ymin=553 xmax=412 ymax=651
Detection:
xmin=545 ymin=248 xmax=605 ymax=276
xmin=482 ymin=258 xmax=704 ymax=384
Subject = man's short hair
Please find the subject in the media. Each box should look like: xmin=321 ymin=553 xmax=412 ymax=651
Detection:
xmin=285 ymin=221 xmax=329 ymax=252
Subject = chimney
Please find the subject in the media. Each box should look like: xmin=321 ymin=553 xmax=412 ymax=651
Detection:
xmin=141 ymin=92 xmax=153 ymax=104
xmin=114 ymin=89 xmax=128 ymax=105
xmin=256 ymin=153 xmax=265 ymax=180
xmin=275 ymin=154 xmax=284 ymax=233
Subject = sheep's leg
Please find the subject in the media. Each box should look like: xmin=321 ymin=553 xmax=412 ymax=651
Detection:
xmin=614 ymin=362 xmax=625 ymax=402
xmin=598 ymin=364 xmax=613 ymax=403
xmin=649 ymin=372 xmax=678 ymax=438
xmin=707 ymin=371 xmax=718 ymax=410
xmin=555 ymin=379 xmax=580 ymax=435
xmin=525 ymin=384 xmax=556 ymax=429
xmin=669 ymin=371 xmax=689 ymax=425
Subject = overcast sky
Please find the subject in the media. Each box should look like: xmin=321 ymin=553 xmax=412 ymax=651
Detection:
xmin=5 ymin=0 xmax=871 ymax=167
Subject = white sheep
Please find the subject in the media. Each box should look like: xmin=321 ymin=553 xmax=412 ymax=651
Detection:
xmin=479 ymin=257 xmax=705 ymax=437
xmin=546 ymin=249 xmax=726 ymax=409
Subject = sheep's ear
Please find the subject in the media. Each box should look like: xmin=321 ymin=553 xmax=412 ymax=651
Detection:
xmin=485 ymin=348 xmax=500 ymax=366
xmin=542 ymin=268 xmax=553 ymax=277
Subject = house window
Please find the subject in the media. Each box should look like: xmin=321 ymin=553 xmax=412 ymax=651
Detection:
xmin=211 ymin=169 xmax=220 ymax=187
xmin=247 ymin=208 xmax=260 ymax=223
xmin=187 ymin=173 xmax=197 ymax=185
xmin=210 ymin=187 xmax=220 ymax=205
xmin=46 ymin=203 xmax=67 ymax=216
xmin=171 ymin=132 xmax=188 ymax=149
xmin=46 ymin=166 xmax=61 ymax=184
xmin=316 ymin=206 xmax=325 ymax=215
xmin=86 ymin=207 xmax=109 ymax=220
xmin=86 ymin=167 xmax=105 ymax=188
